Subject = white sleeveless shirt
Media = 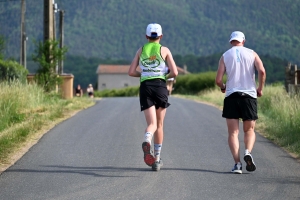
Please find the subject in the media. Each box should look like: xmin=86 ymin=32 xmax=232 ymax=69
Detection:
xmin=223 ymin=46 xmax=257 ymax=98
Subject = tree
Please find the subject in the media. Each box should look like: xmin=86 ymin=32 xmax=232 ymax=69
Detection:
xmin=32 ymin=39 xmax=68 ymax=92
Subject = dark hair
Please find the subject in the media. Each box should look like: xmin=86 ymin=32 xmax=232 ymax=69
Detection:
xmin=149 ymin=32 xmax=159 ymax=40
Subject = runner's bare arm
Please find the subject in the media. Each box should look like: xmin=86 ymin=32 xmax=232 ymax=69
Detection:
xmin=254 ymin=52 xmax=266 ymax=97
xmin=163 ymin=47 xmax=178 ymax=79
xmin=128 ymin=48 xmax=142 ymax=77
xmin=215 ymin=56 xmax=226 ymax=92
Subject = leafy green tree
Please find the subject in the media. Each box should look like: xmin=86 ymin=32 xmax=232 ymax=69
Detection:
xmin=32 ymin=39 xmax=68 ymax=92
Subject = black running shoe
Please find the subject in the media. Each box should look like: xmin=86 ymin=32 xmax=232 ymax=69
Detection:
xmin=244 ymin=153 xmax=256 ymax=172
xmin=152 ymin=159 xmax=163 ymax=171
xmin=142 ymin=142 xmax=155 ymax=166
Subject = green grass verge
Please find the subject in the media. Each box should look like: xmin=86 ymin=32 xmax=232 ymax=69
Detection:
xmin=257 ymin=84 xmax=300 ymax=156
xmin=176 ymin=84 xmax=300 ymax=158
xmin=0 ymin=81 xmax=95 ymax=165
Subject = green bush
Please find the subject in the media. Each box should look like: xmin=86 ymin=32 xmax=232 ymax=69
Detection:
xmin=94 ymin=72 xmax=218 ymax=97
xmin=94 ymin=86 xmax=139 ymax=97
xmin=174 ymin=72 xmax=218 ymax=94
xmin=0 ymin=60 xmax=28 ymax=83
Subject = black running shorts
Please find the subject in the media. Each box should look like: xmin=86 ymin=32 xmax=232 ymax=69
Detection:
xmin=139 ymin=79 xmax=170 ymax=111
xmin=222 ymin=92 xmax=258 ymax=121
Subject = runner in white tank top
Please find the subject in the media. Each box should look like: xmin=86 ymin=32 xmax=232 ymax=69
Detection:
xmin=223 ymin=46 xmax=257 ymax=98
xmin=215 ymin=31 xmax=266 ymax=174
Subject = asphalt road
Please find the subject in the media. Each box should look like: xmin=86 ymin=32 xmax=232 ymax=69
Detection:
xmin=0 ymin=97 xmax=299 ymax=200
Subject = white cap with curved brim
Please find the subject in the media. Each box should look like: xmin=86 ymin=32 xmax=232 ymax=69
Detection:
xmin=229 ymin=31 xmax=245 ymax=43
xmin=146 ymin=23 xmax=162 ymax=38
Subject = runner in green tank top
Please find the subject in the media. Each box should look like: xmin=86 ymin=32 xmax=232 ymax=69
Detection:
xmin=128 ymin=23 xmax=178 ymax=171
xmin=139 ymin=42 xmax=166 ymax=82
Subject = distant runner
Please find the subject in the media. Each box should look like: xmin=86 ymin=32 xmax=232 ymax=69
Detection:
xmin=128 ymin=23 xmax=178 ymax=171
xmin=166 ymin=77 xmax=175 ymax=96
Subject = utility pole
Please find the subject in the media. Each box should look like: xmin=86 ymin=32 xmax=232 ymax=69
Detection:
xmin=53 ymin=0 xmax=58 ymax=73
xmin=53 ymin=1 xmax=57 ymax=41
xmin=44 ymin=0 xmax=54 ymax=42
xmin=59 ymin=10 xmax=65 ymax=74
xmin=20 ymin=0 xmax=26 ymax=68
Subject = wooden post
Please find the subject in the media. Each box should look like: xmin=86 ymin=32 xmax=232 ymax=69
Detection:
xmin=53 ymin=1 xmax=58 ymax=73
xmin=44 ymin=0 xmax=54 ymax=41
xmin=20 ymin=0 xmax=26 ymax=68
xmin=59 ymin=10 xmax=65 ymax=74
xmin=184 ymin=64 xmax=187 ymax=75
xmin=294 ymin=64 xmax=297 ymax=85
xmin=285 ymin=63 xmax=291 ymax=93
xmin=44 ymin=0 xmax=55 ymax=91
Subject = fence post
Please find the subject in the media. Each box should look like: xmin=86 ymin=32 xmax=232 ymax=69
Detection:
xmin=294 ymin=64 xmax=297 ymax=86
xmin=285 ymin=63 xmax=291 ymax=92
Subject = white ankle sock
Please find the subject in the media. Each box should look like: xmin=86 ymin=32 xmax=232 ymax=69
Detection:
xmin=154 ymin=144 xmax=162 ymax=161
xmin=144 ymin=132 xmax=153 ymax=145
xmin=245 ymin=149 xmax=250 ymax=155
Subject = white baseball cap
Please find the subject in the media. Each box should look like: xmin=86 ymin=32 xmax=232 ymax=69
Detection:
xmin=146 ymin=23 xmax=162 ymax=38
xmin=229 ymin=31 xmax=245 ymax=43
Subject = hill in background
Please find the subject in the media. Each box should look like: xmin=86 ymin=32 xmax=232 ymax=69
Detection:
xmin=0 ymin=0 xmax=300 ymax=64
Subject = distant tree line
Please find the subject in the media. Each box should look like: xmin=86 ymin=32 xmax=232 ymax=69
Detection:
xmin=53 ymin=53 xmax=288 ymax=89
xmin=1 ymin=0 xmax=299 ymax=64
xmin=174 ymin=53 xmax=288 ymax=84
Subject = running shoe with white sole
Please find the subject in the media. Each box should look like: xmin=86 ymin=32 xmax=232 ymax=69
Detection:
xmin=244 ymin=153 xmax=256 ymax=172
xmin=152 ymin=159 xmax=163 ymax=171
xmin=142 ymin=142 xmax=155 ymax=166
xmin=231 ymin=163 xmax=242 ymax=174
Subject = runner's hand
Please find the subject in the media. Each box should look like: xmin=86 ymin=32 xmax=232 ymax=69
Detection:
xmin=257 ymin=89 xmax=263 ymax=97
xmin=220 ymin=84 xmax=226 ymax=93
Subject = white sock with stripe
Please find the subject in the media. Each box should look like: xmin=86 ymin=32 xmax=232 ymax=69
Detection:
xmin=154 ymin=144 xmax=162 ymax=161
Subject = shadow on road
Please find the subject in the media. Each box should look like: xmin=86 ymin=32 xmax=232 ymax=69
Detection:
xmin=4 ymin=165 xmax=300 ymax=185
xmin=4 ymin=165 xmax=243 ymax=177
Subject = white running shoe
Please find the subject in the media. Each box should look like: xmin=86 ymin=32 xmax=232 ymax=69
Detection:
xmin=231 ymin=163 xmax=242 ymax=174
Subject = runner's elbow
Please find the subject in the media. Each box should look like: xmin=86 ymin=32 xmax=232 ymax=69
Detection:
xmin=128 ymin=71 xmax=135 ymax=76
xmin=174 ymin=71 xmax=178 ymax=77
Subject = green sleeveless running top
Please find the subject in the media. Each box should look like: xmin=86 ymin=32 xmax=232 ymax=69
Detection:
xmin=139 ymin=42 xmax=166 ymax=82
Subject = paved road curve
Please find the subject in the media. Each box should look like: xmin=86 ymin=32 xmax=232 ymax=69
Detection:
xmin=0 ymin=97 xmax=300 ymax=200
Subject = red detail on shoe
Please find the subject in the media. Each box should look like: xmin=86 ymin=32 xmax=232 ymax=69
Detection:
xmin=144 ymin=154 xmax=155 ymax=166
xmin=142 ymin=142 xmax=155 ymax=166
